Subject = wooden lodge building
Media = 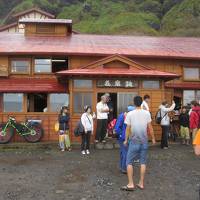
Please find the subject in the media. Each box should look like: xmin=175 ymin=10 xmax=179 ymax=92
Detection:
xmin=0 ymin=17 xmax=199 ymax=143
xmin=0 ymin=8 xmax=55 ymax=33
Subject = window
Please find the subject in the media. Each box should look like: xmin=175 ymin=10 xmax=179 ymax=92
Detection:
xmin=49 ymin=93 xmax=69 ymax=112
xmin=36 ymin=24 xmax=55 ymax=34
xmin=3 ymin=93 xmax=23 ymax=112
xmin=11 ymin=60 xmax=30 ymax=73
xmin=34 ymin=58 xmax=68 ymax=73
xmin=142 ymin=80 xmax=160 ymax=89
xmin=183 ymin=90 xmax=200 ymax=105
xmin=34 ymin=59 xmax=51 ymax=73
xmin=73 ymin=93 xmax=92 ymax=113
xmin=52 ymin=58 xmax=68 ymax=73
xmin=184 ymin=67 xmax=200 ymax=80
xmin=27 ymin=93 xmax=47 ymax=112
xmin=74 ymin=80 xmax=93 ymax=89
xmin=117 ymin=92 xmax=138 ymax=114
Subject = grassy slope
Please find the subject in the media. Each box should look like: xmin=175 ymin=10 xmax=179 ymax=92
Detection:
xmin=161 ymin=0 xmax=200 ymax=36
xmin=0 ymin=0 xmax=200 ymax=36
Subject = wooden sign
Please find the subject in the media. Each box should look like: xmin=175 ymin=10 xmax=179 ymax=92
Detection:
xmin=97 ymin=79 xmax=138 ymax=88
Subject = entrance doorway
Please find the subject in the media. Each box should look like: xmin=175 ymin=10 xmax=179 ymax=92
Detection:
xmin=97 ymin=93 xmax=117 ymax=119
xmin=97 ymin=92 xmax=137 ymax=118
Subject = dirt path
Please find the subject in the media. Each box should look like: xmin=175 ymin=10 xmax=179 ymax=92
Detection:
xmin=0 ymin=145 xmax=199 ymax=200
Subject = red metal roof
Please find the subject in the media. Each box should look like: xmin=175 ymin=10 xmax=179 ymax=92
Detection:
xmin=165 ymin=82 xmax=200 ymax=89
xmin=0 ymin=78 xmax=67 ymax=93
xmin=57 ymin=68 xmax=179 ymax=79
xmin=0 ymin=22 xmax=18 ymax=32
xmin=12 ymin=8 xmax=55 ymax=19
xmin=0 ymin=33 xmax=200 ymax=59
xmin=57 ymin=54 xmax=179 ymax=80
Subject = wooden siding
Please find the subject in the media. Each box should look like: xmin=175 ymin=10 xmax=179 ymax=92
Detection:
xmin=0 ymin=113 xmax=59 ymax=142
xmin=25 ymin=24 xmax=69 ymax=37
xmin=0 ymin=55 xmax=199 ymax=142
xmin=0 ymin=56 xmax=8 ymax=76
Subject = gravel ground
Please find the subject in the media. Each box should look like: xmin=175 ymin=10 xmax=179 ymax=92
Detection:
xmin=0 ymin=144 xmax=199 ymax=200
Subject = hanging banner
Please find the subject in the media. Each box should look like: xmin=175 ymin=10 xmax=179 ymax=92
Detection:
xmin=97 ymin=79 xmax=138 ymax=88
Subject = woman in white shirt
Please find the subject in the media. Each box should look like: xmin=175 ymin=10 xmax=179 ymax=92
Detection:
xmin=159 ymin=100 xmax=176 ymax=149
xmin=81 ymin=105 xmax=95 ymax=155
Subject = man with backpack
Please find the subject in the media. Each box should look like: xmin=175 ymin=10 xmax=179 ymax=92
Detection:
xmin=114 ymin=105 xmax=135 ymax=173
xmin=190 ymin=101 xmax=200 ymax=141
xmin=158 ymin=100 xmax=175 ymax=149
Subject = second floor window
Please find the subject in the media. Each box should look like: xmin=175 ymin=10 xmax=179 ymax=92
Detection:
xmin=34 ymin=59 xmax=51 ymax=73
xmin=184 ymin=67 xmax=200 ymax=81
xmin=11 ymin=60 xmax=30 ymax=74
xmin=34 ymin=58 xmax=68 ymax=73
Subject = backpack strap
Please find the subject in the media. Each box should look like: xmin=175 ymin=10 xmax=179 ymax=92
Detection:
xmin=161 ymin=110 xmax=168 ymax=121
xmin=86 ymin=115 xmax=92 ymax=125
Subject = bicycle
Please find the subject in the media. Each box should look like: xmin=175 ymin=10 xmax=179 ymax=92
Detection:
xmin=0 ymin=117 xmax=44 ymax=144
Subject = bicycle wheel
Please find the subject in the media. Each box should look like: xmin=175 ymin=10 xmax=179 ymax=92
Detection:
xmin=0 ymin=124 xmax=14 ymax=144
xmin=23 ymin=122 xmax=44 ymax=143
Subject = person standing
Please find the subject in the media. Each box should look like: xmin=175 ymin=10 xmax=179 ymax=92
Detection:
xmin=121 ymin=96 xmax=156 ymax=191
xmin=58 ymin=106 xmax=71 ymax=152
xmin=105 ymin=93 xmax=114 ymax=123
xmin=190 ymin=101 xmax=200 ymax=141
xmin=159 ymin=100 xmax=176 ymax=149
xmin=141 ymin=94 xmax=150 ymax=111
xmin=193 ymin=129 xmax=200 ymax=156
xmin=81 ymin=105 xmax=94 ymax=155
xmin=95 ymin=95 xmax=109 ymax=143
xmin=179 ymin=106 xmax=190 ymax=145
xmin=115 ymin=105 xmax=135 ymax=173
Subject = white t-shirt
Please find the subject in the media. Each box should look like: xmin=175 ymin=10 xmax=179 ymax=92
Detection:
xmin=141 ymin=101 xmax=150 ymax=111
xmin=125 ymin=109 xmax=152 ymax=144
xmin=96 ymin=101 xmax=109 ymax=119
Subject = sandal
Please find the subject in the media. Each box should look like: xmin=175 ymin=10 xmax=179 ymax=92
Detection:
xmin=120 ymin=186 xmax=135 ymax=191
xmin=136 ymin=184 xmax=144 ymax=190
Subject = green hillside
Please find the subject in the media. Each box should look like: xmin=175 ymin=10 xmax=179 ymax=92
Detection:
xmin=0 ymin=0 xmax=200 ymax=36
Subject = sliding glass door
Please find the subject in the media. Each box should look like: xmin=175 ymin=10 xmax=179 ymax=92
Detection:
xmin=117 ymin=92 xmax=138 ymax=114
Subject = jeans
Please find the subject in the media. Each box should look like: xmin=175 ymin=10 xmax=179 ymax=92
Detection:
xmin=126 ymin=141 xmax=148 ymax=165
xmin=81 ymin=131 xmax=91 ymax=151
xmin=161 ymin=125 xmax=170 ymax=148
xmin=118 ymin=140 xmax=128 ymax=172
xmin=95 ymin=119 xmax=107 ymax=141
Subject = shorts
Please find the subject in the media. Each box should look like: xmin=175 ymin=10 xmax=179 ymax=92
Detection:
xmin=126 ymin=141 xmax=148 ymax=165
xmin=59 ymin=130 xmax=69 ymax=135
xmin=180 ymin=126 xmax=190 ymax=140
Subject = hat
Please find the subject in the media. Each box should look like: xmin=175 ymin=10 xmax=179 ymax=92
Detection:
xmin=127 ymin=105 xmax=135 ymax=112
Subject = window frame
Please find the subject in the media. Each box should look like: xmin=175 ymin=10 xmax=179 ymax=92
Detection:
xmin=183 ymin=90 xmax=200 ymax=105
xmin=183 ymin=67 xmax=200 ymax=81
xmin=142 ymin=80 xmax=160 ymax=89
xmin=34 ymin=58 xmax=52 ymax=74
xmin=49 ymin=93 xmax=69 ymax=112
xmin=73 ymin=92 xmax=93 ymax=114
xmin=3 ymin=93 xmax=24 ymax=113
xmin=9 ymin=58 xmax=31 ymax=75
xmin=73 ymin=79 xmax=93 ymax=89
